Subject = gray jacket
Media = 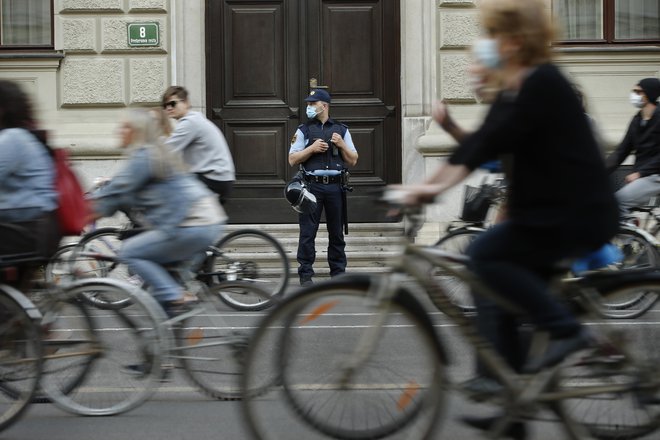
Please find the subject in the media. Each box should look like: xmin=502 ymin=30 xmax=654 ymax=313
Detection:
xmin=166 ymin=111 xmax=235 ymax=181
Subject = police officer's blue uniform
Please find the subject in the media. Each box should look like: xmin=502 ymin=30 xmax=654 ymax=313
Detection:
xmin=289 ymin=91 xmax=357 ymax=283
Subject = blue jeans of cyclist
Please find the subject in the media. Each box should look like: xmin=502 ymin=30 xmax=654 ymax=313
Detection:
xmin=467 ymin=221 xmax=595 ymax=372
xmin=118 ymin=224 xmax=223 ymax=303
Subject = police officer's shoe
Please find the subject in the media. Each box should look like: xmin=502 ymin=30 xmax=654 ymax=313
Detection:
xmin=300 ymin=277 xmax=314 ymax=287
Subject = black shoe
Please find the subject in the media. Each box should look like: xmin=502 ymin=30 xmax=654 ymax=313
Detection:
xmin=461 ymin=414 xmax=527 ymax=440
xmin=300 ymin=277 xmax=313 ymax=287
xmin=161 ymin=300 xmax=191 ymax=319
xmin=459 ymin=376 xmax=504 ymax=402
xmin=122 ymin=363 xmax=150 ymax=377
xmin=523 ymin=328 xmax=594 ymax=374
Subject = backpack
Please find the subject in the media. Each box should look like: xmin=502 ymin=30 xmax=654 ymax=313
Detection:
xmin=50 ymin=148 xmax=91 ymax=235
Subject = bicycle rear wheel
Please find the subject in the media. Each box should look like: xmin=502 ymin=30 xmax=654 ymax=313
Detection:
xmin=275 ymin=278 xmax=446 ymax=440
xmin=176 ymin=281 xmax=271 ymax=400
xmin=0 ymin=285 xmax=42 ymax=433
xmin=433 ymin=228 xmax=482 ymax=313
xmin=560 ymin=280 xmax=660 ymax=439
xmin=39 ymin=280 xmax=166 ymax=416
xmin=203 ymin=229 xmax=289 ymax=310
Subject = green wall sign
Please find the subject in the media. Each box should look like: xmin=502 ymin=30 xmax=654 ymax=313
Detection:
xmin=127 ymin=23 xmax=159 ymax=47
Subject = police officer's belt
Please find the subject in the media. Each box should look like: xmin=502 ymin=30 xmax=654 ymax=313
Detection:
xmin=304 ymin=174 xmax=341 ymax=184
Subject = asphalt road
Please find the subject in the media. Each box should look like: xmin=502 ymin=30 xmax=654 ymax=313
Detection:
xmin=4 ymin=290 xmax=660 ymax=440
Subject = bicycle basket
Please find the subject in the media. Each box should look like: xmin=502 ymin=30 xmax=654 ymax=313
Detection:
xmin=460 ymin=185 xmax=492 ymax=222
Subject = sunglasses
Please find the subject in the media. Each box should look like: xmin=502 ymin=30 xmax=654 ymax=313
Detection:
xmin=163 ymin=99 xmax=182 ymax=109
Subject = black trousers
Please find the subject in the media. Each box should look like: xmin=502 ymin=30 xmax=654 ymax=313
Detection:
xmin=196 ymin=174 xmax=234 ymax=206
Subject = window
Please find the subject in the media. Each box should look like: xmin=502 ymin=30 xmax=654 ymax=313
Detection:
xmin=0 ymin=0 xmax=52 ymax=49
xmin=553 ymin=0 xmax=660 ymax=44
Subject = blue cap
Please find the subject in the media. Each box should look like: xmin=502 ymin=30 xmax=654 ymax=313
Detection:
xmin=304 ymin=89 xmax=331 ymax=103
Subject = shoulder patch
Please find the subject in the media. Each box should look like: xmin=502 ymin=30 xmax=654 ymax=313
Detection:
xmin=290 ymin=133 xmax=298 ymax=145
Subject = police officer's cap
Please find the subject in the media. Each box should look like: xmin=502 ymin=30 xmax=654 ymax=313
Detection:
xmin=304 ymin=89 xmax=331 ymax=103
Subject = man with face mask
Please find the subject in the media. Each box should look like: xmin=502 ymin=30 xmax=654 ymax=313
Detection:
xmin=606 ymin=78 xmax=660 ymax=220
xmin=288 ymin=89 xmax=358 ymax=286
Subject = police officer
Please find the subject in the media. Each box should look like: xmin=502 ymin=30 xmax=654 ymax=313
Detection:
xmin=288 ymin=89 xmax=358 ymax=286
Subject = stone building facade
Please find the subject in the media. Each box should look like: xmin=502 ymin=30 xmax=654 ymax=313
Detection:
xmin=1 ymin=0 xmax=658 ymax=237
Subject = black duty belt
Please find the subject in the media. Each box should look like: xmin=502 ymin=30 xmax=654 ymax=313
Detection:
xmin=304 ymin=174 xmax=341 ymax=184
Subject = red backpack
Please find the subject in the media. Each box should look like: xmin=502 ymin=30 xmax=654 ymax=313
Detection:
xmin=51 ymin=148 xmax=91 ymax=236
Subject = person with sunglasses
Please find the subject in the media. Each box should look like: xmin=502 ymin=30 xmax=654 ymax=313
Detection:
xmin=605 ymin=78 xmax=660 ymax=221
xmin=161 ymin=86 xmax=235 ymax=205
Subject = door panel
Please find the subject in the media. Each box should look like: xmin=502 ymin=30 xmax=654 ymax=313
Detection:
xmin=207 ymin=0 xmax=400 ymax=223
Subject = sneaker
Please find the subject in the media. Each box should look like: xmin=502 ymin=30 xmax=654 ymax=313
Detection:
xmin=461 ymin=414 xmax=527 ymax=440
xmin=161 ymin=300 xmax=192 ymax=319
xmin=300 ymin=277 xmax=313 ymax=287
xmin=122 ymin=363 xmax=150 ymax=377
xmin=459 ymin=376 xmax=504 ymax=402
xmin=523 ymin=328 xmax=594 ymax=373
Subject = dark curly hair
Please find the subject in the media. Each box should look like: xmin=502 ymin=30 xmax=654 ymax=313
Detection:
xmin=0 ymin=80 xmax=35 ymax=130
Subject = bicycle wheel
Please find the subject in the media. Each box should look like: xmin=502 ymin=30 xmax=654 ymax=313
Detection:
xmin=276 ymin=277 xmax=446 ymax=440
xmin=39 ymin=279 xmax=166 ymax=416
xmin=561 ymin=280 xmax=660 ymax=439
xmin=203 ymin=229 xmax=290 ymax=310
xmin=43 ymin=243 xmax=77 ymax=285
xmin=0 ymin=285 xmax=42 ymax=433
xmin=432 ymin=228 xmax=482 ymax=313
xmin=176 ymin=281 xmax=271 ymax=400
xmin=611 ymin=228 xmax=658 ymax=270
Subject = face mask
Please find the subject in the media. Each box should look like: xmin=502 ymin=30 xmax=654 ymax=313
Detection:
xmin=630 ymin=92 xmax=644 ymax=109
xmin=306 ymin=105 xmax=320 ymax=119
xmin=473 ymin=38 xmax=501 ymax=70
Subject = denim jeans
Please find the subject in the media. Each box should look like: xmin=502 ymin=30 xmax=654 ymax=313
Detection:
xmin=118 ymin=224 xmax=223 ymax=303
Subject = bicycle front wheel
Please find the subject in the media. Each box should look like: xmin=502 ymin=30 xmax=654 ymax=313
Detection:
xmin=204 ymin=229 xmax=290 ymax=310
xmin=39 ymin=280 xmax=166 ymax=416
xmin=433 ymin=227 xmax=483 ymax=313
xmin=276 ymin=279 xmax=446 ymax=440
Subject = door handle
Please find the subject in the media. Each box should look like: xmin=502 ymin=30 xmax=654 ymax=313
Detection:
xmin=289 ymin=107 xmax=299 ymax=119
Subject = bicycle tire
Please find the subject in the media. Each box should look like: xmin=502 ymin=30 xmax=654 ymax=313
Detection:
xmin=43 ymin=243 xmax=78 ymax=285
xmin=203 ymin=229 xmax=290 ymax=310
xmin=0 ymin=285 xmax=42 ymax=433
xmin=177 ymin=281 xmax=272 ymax=400
xmin=561 ymin=279 xmax=660 ymax=439
xmin=39 ymin=279 xmax=166 ymax=416
xmin=433 ymin=227 xmax=483 ymax=313
xmin=274 ymin=277 xmax=446 ymax=440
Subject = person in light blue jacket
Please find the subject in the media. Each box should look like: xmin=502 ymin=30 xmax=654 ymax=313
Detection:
xmin=90 ymin=108 xmax=226 ymax=316
xmin=0 ymin=80 xmax=60 ymax=268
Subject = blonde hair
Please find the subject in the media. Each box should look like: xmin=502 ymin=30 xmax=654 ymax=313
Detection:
xmin=123 ymin=108 xmax=186 ymax=179
xmin=479 ymin=0 xmax=555 ymax=66
xmin=150 ymin=106 xmax=173 ymax=137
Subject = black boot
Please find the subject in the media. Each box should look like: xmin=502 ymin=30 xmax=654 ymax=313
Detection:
xmin=461 ymin=414 xmax=527 ymax=440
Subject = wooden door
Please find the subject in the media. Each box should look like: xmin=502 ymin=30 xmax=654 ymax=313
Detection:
xmin=207 ymin=0 xmax=400 ymax=223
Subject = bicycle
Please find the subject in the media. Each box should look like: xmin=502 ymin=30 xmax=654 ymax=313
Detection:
xmin=45 ymin=223 xmax=289 ymax=311
xmin=241 ymin=192 xmax=660 ymax=440
xmin=435 ymin=178 xmax=660 ymax=315
xmin=0 ymin=281 xmax=42 ymax=433
xmin=60 ymin=249 xmax=272 ymax=400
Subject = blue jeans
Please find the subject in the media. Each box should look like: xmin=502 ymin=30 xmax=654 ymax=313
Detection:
xmin=118 ymin=224 xmax=223 ymax=303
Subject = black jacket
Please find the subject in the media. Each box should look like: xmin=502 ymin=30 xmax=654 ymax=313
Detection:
xmin=605 ymin=107 xmax=660 ymax=177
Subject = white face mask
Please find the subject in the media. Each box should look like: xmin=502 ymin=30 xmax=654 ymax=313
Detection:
xmin=472 ymin=38 xmax=501 ymax=70
xmin=306 ymin=105 xmax=321 ymax=119
xmin=630 ymin=92 xmax=645 ymax=109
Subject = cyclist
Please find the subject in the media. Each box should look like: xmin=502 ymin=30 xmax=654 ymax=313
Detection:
xmin=89 ymin=108 xmax=226 ymax=317
xmin=605 ymin=78 xmax=660 ymax=221
xmin=0 ymin=80 xmax=61 ymax=288
xmin=393 ymin=1 xmax=619 ymax=437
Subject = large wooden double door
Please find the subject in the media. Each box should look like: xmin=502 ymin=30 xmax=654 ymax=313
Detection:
xmin=206 ymin=0 xmax=401 ymax=223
